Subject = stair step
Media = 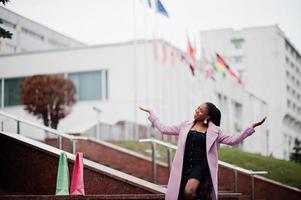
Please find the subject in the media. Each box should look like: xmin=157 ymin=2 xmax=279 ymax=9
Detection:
xmin=218 ymin=192 xmax=242 ymax=200
xmin=0 ymin=194 xmax=165 ymax=200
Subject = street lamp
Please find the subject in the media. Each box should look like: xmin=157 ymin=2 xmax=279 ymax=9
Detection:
xmin=93 ymin=106 xmax=102 ymax=139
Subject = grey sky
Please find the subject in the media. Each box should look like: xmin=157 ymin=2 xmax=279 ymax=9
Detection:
xmin=3 ymin=0 xmax=301 ymax=52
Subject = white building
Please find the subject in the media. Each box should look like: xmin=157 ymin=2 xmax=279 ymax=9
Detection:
xmin=0 ymin=6 xmax=85 ymax=54
xmin=200 ymin=25 xmax=301 ymax=159
xmin=0 ymin=38 xmax=269 ymax=157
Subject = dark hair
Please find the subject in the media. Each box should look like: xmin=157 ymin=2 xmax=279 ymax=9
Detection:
xmin=205 ymin=102 xmax=221 ymax=126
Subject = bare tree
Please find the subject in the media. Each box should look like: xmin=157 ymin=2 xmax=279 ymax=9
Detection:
xmin=21 ymin=75 xmax=76 ymax=129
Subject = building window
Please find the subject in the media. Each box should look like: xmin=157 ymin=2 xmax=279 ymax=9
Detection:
xmin=233 ymin=56 xmax=242 ymax=64
xmin=234 ymin=43 xmax=242 ymax=49
xmin=291 ymin=63 xmax=294 ymax=70
xmin=233 ymin=101 xmax=242 ymax=120
xmin=285 ymin=56 xmax=289 ymax=64
xmin=294 ymin=52 xmax=298 ymax=59
xmin=292 ymin=103 xmax=296 ymax=111
xmin=21 ymin=27 xmax=44 ymax=41
xmin=287 ymin=99 xmax=291 ymax=108
xmin=4 ymin=77 xmax=25 ymax=106
xmin=217 ymin=93 xmax=222 ymax=108
xmin=68 ymin=70 xmax=108 ymax=101
xmin=290 ymin=47 xmax=294 ymax=56
xmin=48 ymin=39 xmax=67 ymax=48
xmin=105 ymin=70 xmax=109 ymax=99
xmin=1 ymin=19 xmax=16 ymax=29
xmin=285 ymin=42 xmax=290 ymax=51
xmin=231 ymin=38 xmax=245 ymax=50
xmin=5 ymin=43 xmax=16 ymax=53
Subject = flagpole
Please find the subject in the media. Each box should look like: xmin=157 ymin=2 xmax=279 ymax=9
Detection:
xmin=144 ymin=0 xmax=151 ymax=138
xmin=152 ymin=0 xmax=160 ymax=126
xmin=132 ymin=0 xmax=138 ymax=140
xmin=156 ymin=1 xmax=164 ymax=140
xmin=153 ymin=0 xmax=164 ymax=140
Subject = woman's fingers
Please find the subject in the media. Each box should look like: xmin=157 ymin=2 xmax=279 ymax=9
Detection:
xmin=257 ymin=116 xmax=267 ymax=126
xmin=139 ymin=106 xmax=150 ymax=113
xmin=260 ymin=116 xmax=267 ymax=124
xmin=253 ymin=116 xmax=267 ymax=128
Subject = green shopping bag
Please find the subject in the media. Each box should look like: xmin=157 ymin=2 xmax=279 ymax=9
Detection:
xmin=55 ymin=152 xmax=69 ymax=195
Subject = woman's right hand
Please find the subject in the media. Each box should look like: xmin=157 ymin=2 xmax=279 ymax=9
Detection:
xmin=139 ymin=106 xmax=152 ymax=114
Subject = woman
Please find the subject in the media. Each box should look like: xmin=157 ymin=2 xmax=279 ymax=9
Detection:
xmin=139 ymin=102 xmax=266 ymax=200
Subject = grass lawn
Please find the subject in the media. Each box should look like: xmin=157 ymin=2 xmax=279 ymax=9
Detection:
xmin=110 ymin=140 xmax=301 ymax=189
xmin=218 ymin=147 xmax=301 ymax=189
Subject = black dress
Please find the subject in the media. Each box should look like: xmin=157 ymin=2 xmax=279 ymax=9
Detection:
xmin=178 ymin=130 xmax=213 ymax=200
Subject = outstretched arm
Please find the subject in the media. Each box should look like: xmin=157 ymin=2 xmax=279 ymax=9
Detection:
xmin=217 ymin=127 xmax=255 ymax=145
xmin=217 ymin=117 xmax=267 ymax=145
xmin=139 ymin=106 xmax=182 ymax=135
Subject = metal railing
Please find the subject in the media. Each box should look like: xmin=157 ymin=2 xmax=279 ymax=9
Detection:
xmin=0 ymin=111 xmax=87 ymax=154
xmin=139 ymin=138 xmax=268 ymax=200
xmin=219 ymin=160 xmax=268 ymax=200
xmin=139 ymin=138 xmax=177 ymax=183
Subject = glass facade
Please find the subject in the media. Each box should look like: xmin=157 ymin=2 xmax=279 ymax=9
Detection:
xmin=68 ymin=70 xmax=108 ymax=101
xmin=1 ymin=70 xmax=108 ymax=107
xmin=4 ymin=77 xmax=25 ymax=106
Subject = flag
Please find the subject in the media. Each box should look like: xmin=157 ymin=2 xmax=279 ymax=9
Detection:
xmin=147 ymin=0 xmax=152 ymax=8
xmin=209 ymin=54 xmax=218 ymax=72
xmin=201 ymin=48 xmax=209 ymax=73
xmin=189 ymin=64 xmax=196 ymax=76
xmin=216 ymin=53 xmax=229 ymax=77
xmin=229 ymin=70 xmax=242 ymax=84
xmin=216 ymin=53 xmax=242 ymax=84
xmin=187 ymin=38 xmax=197 ymax=76
xmin=162 ymin=43 xmax=167 ymax=64
xmin=170 ymin=49 xmax=175 ymax=66
xmin=205 ymin=66 xmax=215 ymax=81
xmin=156 ymin=0 xmax=169 ymax=18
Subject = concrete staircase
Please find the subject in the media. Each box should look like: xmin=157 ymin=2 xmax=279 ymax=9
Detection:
xmin=0 ymin=131 xmax=165 ymax=199
xmin=44 ymin=137 xmax=301 ymax=200
xmin=45 ymin=138 xmax=245 ymax=200
xmin=1 ymin=131 xmax=300 ymax=199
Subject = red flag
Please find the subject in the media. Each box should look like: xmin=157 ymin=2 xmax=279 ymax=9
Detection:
xmin=205 ymin=65 xmax=213 ymax=79
xmin=187 ymin=38 xmax=197 ymax=75
xmin=170 ymin=49 xmax=175 ymax=66
xmin=162 ymin=44 xmax=167 ymax=64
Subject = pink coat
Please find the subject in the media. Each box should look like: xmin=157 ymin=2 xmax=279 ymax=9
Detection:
xmin=148 ymin=112 xmax=255 ymax=200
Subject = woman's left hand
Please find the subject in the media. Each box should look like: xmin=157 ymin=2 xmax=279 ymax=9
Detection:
xmin=252 ymin=116 xmax=267 ymax=128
